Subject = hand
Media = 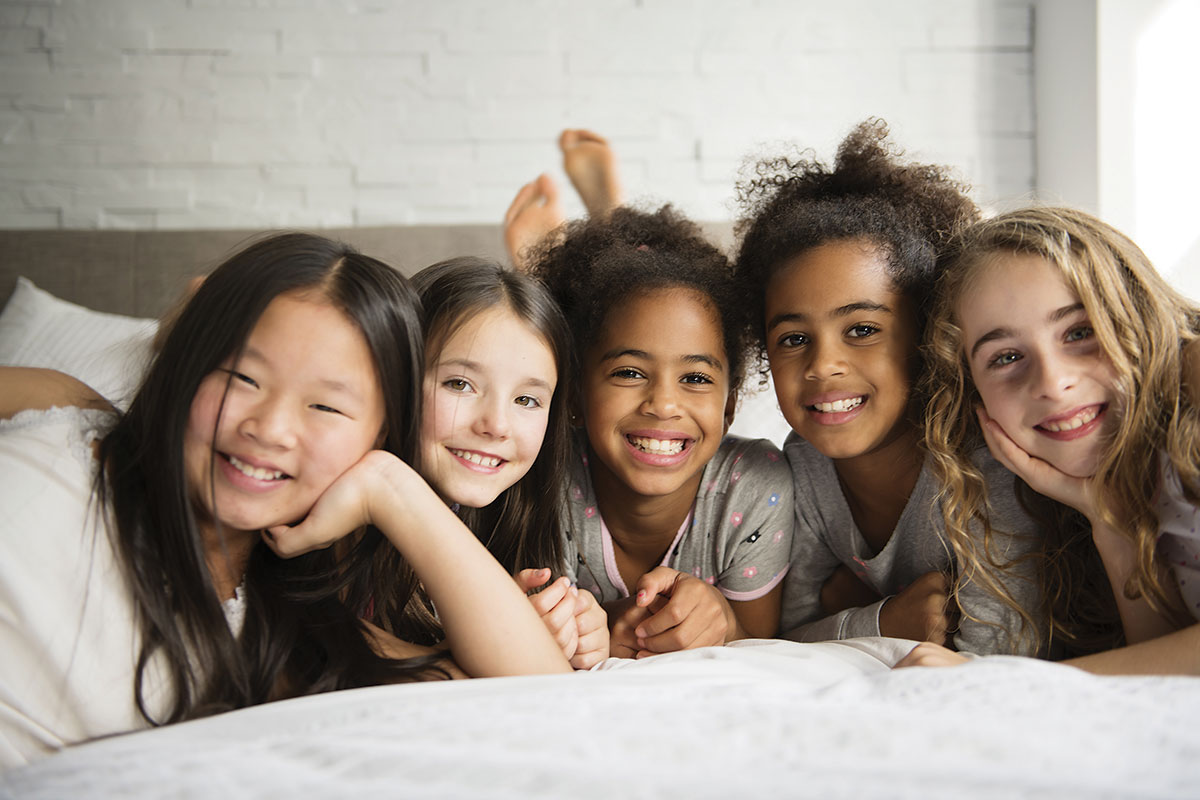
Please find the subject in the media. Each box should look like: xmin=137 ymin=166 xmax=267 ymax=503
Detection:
xmin=570 ymin=588 xmax=609 ymax=669
xmin=262 ymin=450 xmax=406 ymax=558
xmin=516 ymin=569 xmax=579 ymax=662
xmin=631 ymin=566 xmax=735 ymax=655
xmin=878 ymin=570 xmax=955 ymax=645
xmin=977 ymin=406 xmax=1101 ymax=520
xmin=820 ymin=564 xmax=883 ymax=615
xmin=894 ymin=641 xmax=971 ymax=669
xmin=608 ymin=595 xmax=656 ymax=659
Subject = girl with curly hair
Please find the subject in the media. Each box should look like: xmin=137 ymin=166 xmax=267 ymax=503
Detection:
xmin=526 ymin=204 xmax=794 ymax=659
xmin=899 ymin=207 xmax=1200 ymax=673
xmin=734 ymin=119 xmax=1046 ymax=655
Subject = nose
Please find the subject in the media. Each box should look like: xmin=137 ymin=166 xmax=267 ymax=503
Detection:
xmin=639 ymin=377 xmax=682 ymax=419
xmin=472 ymin=394 xmax=512 ymax=439
xmin=1030 ymin=349 xmax=1078 ymax=400
xmin=804 ymin=338 xmax=847 ymax=381
xmin=238 ymin=395 xmax=299 ymax=450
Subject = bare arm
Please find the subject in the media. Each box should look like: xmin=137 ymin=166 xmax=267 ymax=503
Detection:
xmin=264 ymin=451 xmax=571 ymax=677
xmin=0 ymin=366 xmax=113 ymax=420
xmin=1063 ymin=622 xmax=1200 ymax=675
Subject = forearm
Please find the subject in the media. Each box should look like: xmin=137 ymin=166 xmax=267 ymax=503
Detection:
xmin=0 ymin=367 xmax=113 ymax=419
xmin=371 ymin=465 xmax=570 ymax=677
xmin=1091 ymin=520 xmax=1178 ymax=644
xmin=1064 ymin=622 xmax=1200 ymax=675
xmin=780 ymin=601 xmax=885 ymax=642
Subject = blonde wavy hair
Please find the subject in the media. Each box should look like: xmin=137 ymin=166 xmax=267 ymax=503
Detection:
xmin=925 ymin=206 xmax=1200 ymax=654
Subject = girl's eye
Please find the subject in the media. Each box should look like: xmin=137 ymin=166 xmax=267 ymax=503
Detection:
xmin=514 ymin=395 xmax=542 ymax=409
xmin=1064 ymin=325 xmax=1093 ymax=343
xmin=443 ymin=378 xmax=473 ymax=393
xmin=846 ymin=324 xmax=880 ymax=339
xmin=611 ymin=367 xmax=645 ymax=380
xmin=776 ymin=333 xmax=807 ymax=349
xmin=228 ymin=370 xmax=258 ymax=388
xmin=310 ymin=403 xmax=343 ymax=415
xmin=987 ymin=351 xmax=1021 ymax=369
xmin=681 ymin=372 xmax=714 ymax=385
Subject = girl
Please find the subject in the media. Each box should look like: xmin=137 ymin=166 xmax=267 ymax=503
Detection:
xmin=901 ymin=206 xmax=1200 ymax=673
xmin=734 ymin=119 xmax=1046 ymax=655
xmin=529 ymin=204 xmax=794 ymax=658
xmin=409 ymin=257 xmax=608 ymax=668
xmin=0 ymin=234 xmax=567 ymax=767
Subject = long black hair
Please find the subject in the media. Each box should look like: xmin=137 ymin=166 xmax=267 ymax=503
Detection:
xmin=412 ymin=256 xmax=571 ymax=576
xmin=97 ymin=232 xmax=441 ymax=725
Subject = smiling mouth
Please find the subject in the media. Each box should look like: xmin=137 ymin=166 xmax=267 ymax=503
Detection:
xmin=808 ymin=396 xmax=865 ymax=413
xmin=226 ymin=454 xmax=289 ymax=481
xmin=627 ymin=435 xmax=686 ymax=455
xmin=448 ymin=448 xmax=504 ymax=468
xmin=1036 ymin=404 xmax=1104 ymax=433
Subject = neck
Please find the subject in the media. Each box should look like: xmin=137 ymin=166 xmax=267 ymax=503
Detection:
xmin=200 ymin=522 xmax=257 ymax=602
xmin=832 ymin=420 xmax=925 ymax=521
xmin=588 ymin=453 xmax=700 ymax=561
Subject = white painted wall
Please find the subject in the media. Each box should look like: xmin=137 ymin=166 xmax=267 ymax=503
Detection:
xmin=1034 ymin=0 xmax=1199 ymax=300
xmin=0 ymin=0 xmax=1035 ymax=230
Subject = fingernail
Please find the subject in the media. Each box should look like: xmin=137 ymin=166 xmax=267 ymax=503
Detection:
xmin=635 ymin=628 xmax=645 ymax=639
xmin=636 ymin=590 xmax=646 ymax=600
xmin=570 ymin=585 xmax=579 ymax=596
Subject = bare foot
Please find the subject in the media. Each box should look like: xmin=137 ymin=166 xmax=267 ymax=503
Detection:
xmin=559 ymin=129 xmax=623 ymax=217
xmin=503 ymin=173 xmax=565 ymax=272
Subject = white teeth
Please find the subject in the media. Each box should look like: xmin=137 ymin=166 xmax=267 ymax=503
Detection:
xmin=449 ymin=448 xmax=503 ymax=468
xmin=811 ymin=396 xmax=864 ymax=413
xmin=1041 ymin=406 xmax=1099 ymax=432
xmin=228 ymin=455 xmax=285 ymax=481
xmin=628 ymin=436 xmax=685 ymax=455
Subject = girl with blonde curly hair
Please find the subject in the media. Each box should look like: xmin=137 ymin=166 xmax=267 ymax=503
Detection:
xmin=902 ymin=206 xmax=1200 ymax=673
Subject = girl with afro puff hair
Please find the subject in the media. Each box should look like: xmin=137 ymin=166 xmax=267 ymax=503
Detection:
xmin=734 ymin=119 xmax=1048 ymax=656
xmin=527 ymin=204 xmax=794 ymax=658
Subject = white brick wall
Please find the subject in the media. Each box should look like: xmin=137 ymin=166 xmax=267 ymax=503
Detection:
xmin=0 ymin=0 xmax=1034 ymax=229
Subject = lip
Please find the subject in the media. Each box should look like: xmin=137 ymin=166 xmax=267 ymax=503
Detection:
xmin=802 ymin=392 xmax=868 ymax=426
xmin=623 ymin=429 xmax=695 ymax=467
xmin=446 ymin=446 xmax=508 ymax=474
xmin=218 ymin=452 xmax=292 ymax=493
xmin=1033 ymin=403 xmax=1107 ymax=442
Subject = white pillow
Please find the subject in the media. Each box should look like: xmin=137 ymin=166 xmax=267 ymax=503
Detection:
xmin=0 ymin=277 xmax=158 ymax=411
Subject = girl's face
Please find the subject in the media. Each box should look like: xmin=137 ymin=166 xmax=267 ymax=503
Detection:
xmin=958 ymin=252 xmax=1118 ymax=478
xmin=420 ymin=305 xmax=557 ymax=509
xmin=764 ymin=240 xmax=919 ymax=461
xmin=582 ymin=287 xmax=732 ymax=501
xmin=184 ymin=291 xmax=386 ymax=541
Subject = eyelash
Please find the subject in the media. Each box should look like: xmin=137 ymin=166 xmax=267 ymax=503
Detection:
xmin=514 ymin=395 xmax=542 ymax=409
xmin=846 ymin=324 xmax=880 ymax=339
xmin=225 ymin=370 xmax=343 ymax=415
xmin=985 ymin=325 xmax=1095 ymax=370
xmin=776 ymin=324 xmax=880 ymax=349
xmin=610 ymin=367 xmax=714 ymax=386
xmin=443 ymin=378 xmax=473 ymax=393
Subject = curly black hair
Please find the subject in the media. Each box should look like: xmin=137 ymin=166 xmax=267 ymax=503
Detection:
xmin=529 ymin=204 xmax=747 ymax=405
xmin=734 ymin=119 xmax=979 ymax=360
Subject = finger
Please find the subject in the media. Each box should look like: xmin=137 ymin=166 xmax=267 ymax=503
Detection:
xmin=262 ymin=525 xmax=324 ymax=558
xmin=535 ymin=172 xmax=559 ymax=205
xmin=635 ymin=591 xmax=698 ymax=638
xmin=515 ymin=567 xmax=552 ymax=593
xmin=528 ymin=577 xmax=573 ymax=618
xmin=634 ymin=566 xmax=682 ymax=608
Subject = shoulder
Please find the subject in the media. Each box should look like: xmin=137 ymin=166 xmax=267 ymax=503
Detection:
xmin=702 ymin=436 xmax=790 ymax=489
xmin=0 ymin=366 xmax=114 ymax=421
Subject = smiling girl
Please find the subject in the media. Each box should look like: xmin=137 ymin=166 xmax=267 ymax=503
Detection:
xmin=902 ymin=206 xmax=1200 ymax=672
xmin=734 ymin=120 xmax=1046 ymax=655
xmin=0 ymin=235 xmax=568 ymax=767
xmin=411 ymin=257 xmax=608 ymax=668
xmin=529 ymin=205 xmax=794 ymax=658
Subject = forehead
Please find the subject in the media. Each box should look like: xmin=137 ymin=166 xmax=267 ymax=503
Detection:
xmin=594 ymin=286 xmax=725 ymax=356
xmin=767 ymin=240 xmax=900 ymax=311
xmin=246 ymin=292 xmax=381 ymax=388
xmin=430 ymin=304 xmax=556 ymax=372
xmin=958 ymin=251 xmax=1075 ymax=323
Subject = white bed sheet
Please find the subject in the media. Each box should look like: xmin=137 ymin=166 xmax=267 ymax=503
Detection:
xmin=3 ymin=638 xmax=1197 ymax=799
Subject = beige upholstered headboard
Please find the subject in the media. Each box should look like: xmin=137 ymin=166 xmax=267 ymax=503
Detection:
xmin=0 ymin=222 xmax=735 ymax=319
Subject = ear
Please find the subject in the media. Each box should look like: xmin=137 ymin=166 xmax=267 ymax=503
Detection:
xmin=723 ymin=389 xmax=737 ymax=433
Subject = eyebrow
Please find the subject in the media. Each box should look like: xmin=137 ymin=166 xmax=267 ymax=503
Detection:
xmin=968 ymin=303 xmax=1086 ymax=360
xmin=438 ymin=356 xmax=555 ymax=392
xmin=766 ymin=300 xmax=892 ymax=332
xmin=597 ymin=347 xmax=726 ymax=372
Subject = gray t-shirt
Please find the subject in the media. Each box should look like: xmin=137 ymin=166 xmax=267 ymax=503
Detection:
xmin=779 ymin=433 xmax=1044 ymax=655
xmin=562 ymin=435 xmax=794 ymax=604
